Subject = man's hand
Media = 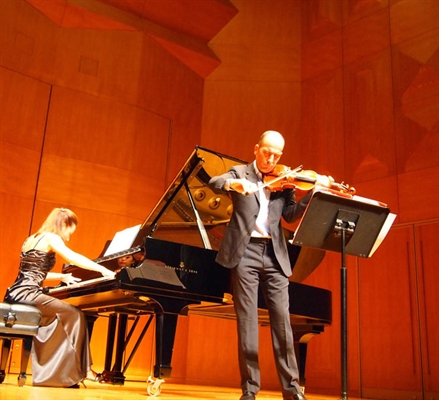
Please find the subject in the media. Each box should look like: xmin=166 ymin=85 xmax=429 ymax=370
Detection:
xmin=316 ymin=174 xmax=334 ymax=188
xmin=229 ymin=179 xmax=259 ymax=195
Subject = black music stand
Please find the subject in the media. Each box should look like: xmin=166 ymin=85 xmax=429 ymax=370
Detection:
xmin=292 ymin=190 xmax=393 ymax=400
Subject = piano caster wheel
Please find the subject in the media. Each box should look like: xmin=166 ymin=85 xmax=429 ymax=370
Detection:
xmin=146 ymin=376 xmax=164 ymax=397
xmin=17 ymin=373 xmax=27 ymax=387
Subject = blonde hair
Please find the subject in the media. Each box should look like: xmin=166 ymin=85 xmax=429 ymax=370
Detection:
xmin=36 ymin=208 xmax=78 ymax=236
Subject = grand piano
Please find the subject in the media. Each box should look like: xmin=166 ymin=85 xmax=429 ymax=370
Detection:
xmin=49 ymin=146 xmax=331 ymax=394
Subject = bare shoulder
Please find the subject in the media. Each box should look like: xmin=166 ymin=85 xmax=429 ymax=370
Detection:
xmin=44 ymin=232 xmax=61 ymax=241
xmin=44 ymin=232 xmax=64 ymax=246
xmin=23 ymin=232 xmax=58 ymax=252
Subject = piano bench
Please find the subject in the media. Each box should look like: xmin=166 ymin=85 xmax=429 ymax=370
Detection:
xmin=0 ymin=302 xmax=42 ymax=387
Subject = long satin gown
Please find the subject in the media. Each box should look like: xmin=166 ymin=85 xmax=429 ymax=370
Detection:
xmin=4 ymin=249 xmax=92 ymax=387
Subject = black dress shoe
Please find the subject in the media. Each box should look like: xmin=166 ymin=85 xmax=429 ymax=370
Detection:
xmin=240 ymin=391 xmax=256 ymax=400
xmin=290 ymin=392 xmax=307 ymax=400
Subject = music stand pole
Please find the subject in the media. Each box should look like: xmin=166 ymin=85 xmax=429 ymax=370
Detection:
xmin=340 ymin=225 xmax=348 ymax=400
xmin=334 ymin=217 xmax=355 ymax=400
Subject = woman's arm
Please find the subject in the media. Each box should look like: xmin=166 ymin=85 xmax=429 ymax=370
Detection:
xmin=46 ymin=271 xmax=82 ymax=285
xmin=46 ymin=233 xmax=115 ymax=278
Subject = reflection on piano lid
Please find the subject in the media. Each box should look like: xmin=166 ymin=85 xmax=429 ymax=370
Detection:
xmin=131 ymin=146 xmax=247 ymax=251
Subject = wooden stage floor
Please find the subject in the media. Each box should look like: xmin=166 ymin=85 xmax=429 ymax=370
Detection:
xmin=0 ymin=374 xmax=365 ymax=400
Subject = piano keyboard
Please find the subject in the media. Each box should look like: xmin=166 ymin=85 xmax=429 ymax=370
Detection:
xmin=93 ymin=245 xmax=143 ymax=264
xmin=48 ymin=276 xmax=115 ymax=294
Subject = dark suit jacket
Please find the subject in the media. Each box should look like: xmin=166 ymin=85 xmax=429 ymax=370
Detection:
xmin=209 ymin=163 xmax=311 ymax=277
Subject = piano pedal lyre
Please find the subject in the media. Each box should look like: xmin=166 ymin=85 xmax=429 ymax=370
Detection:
xmin=146 ymin=376 xmax=164 ymax=397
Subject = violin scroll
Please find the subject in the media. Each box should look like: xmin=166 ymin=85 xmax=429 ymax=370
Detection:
xmin=328 ymin=180 xmax=356 ymax=195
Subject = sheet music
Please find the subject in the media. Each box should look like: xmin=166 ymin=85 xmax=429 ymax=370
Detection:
xmin=352 ymin=194 xmax=387 ymax=207
xmin=368 ymin=213 xmax=396 ymax=257
xmin=104 ymin=224 xmax=141 ymax=256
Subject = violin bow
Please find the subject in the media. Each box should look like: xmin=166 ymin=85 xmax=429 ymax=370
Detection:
xmin=244 ymin=165 xmax=303 ymax=195
xmin=258 ymin=164 xmax=303 ymax=191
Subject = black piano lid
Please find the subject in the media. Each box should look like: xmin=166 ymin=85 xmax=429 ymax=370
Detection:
xmin=132 ymin=146 xmax=247 ymax=251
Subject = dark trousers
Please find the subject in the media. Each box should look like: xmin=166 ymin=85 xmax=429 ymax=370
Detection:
xmin=232 ymin=241 xmax=301 ymax=397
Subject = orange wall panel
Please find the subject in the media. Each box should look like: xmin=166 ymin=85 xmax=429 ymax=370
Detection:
xmin=0 ymin=0 xmax=61 ymax=82
xmin=301 ymin=29 xmax=343 ymax=81
xmin=390 ymin=0 xmax=439 ymax=45
xmin=342 ymin=0 xmax=389 ymax=25
xmin=177 ymin=316 xmax=288 ymax=391
xmin=394 ymin=104 xmax=439 ymax=174
xmin=0 ymin=68 xmax=51 ymax=298
xmin=0 ymin=194 xmax=35 ymax=295
xmin=36 ymin=154 xmax=164 ymax=221
xmin=414 ymin=222 xmax=439 ymax=396
xmin=208 ymin=0 xmax=301 ymax=81
xmin=52 ymin=28 xmax=144 ymax=104
xmin=208 ymin=42 xmax=301 ymax=82
xmin=343 ymin=49 xmax=397 ymax=184
xmin=358 ymin=226 xmax=423 ymax=397
xmin=301 ymin=0 xmax=343 ymax=44
xmin=342 ymin=7 xmax=391 ymax=65
xmin=202 ymin=80 xmax=301 ymax=161
xmin=397 ymin=166 xmax=439 ymax=223
xmin=391 ymin=28 xmax=439 ymax=174
xmin=0 ymin=142 xmax=40 ymax=199
xmin=0 ymin=68 xmax=51 ymax=149
xmin=44 ymin=86 xmax=171 ymax=178
xmin=183 ymin=315 xmax=240 ymax=387
xmin=136 ymin=37 xmax=205 ymax=180
xmin=300 ymin=67 xmax=346 ymax=180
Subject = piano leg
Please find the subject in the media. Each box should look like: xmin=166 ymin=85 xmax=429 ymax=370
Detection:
xmin=294 ymin=341 xmax=308 ymax=389
xmin=154 ymin=313 xmax=177 ymax=379
xmin=105 ymin=314 xmax=117 ymax=372
xmin=112 ymin=314 xmax=128 ymax=384
xmin=294 ymin=328 xmax=324 ymax=392
xmin=100 ymin=314 xmax=126 ymax=385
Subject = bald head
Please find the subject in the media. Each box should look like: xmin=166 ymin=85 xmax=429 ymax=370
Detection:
xmin=258 ymin=130 xmax=285 ymax=148
xmin=254 ymin=130 xmax=285 ymax=173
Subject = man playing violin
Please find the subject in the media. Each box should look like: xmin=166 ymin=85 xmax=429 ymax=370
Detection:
xmin=209 ymin=130 xmax=311 ymax=400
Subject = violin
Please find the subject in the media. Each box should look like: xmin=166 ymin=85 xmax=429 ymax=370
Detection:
xmin=262 ymin=164 xmax=355 ymax=195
